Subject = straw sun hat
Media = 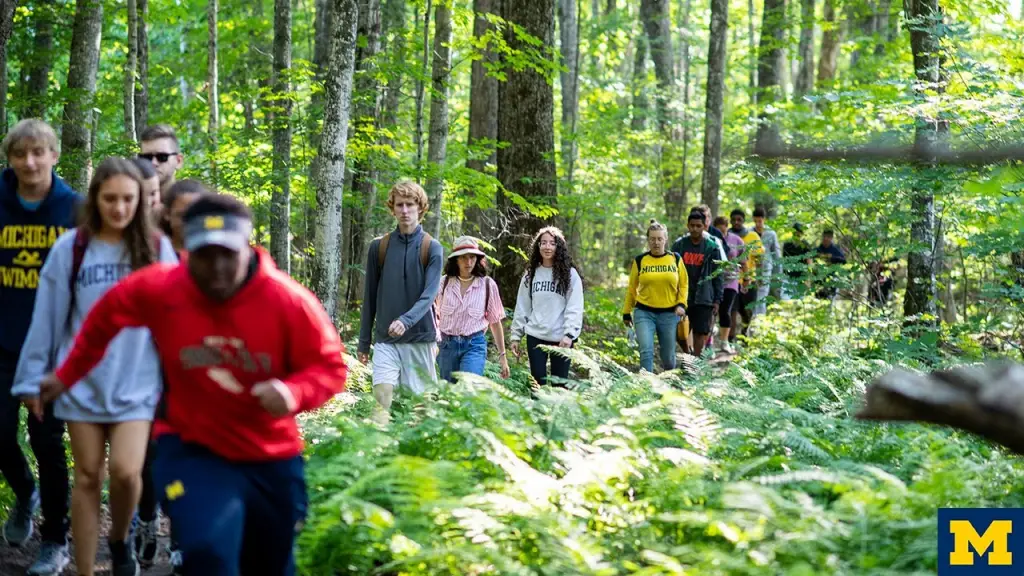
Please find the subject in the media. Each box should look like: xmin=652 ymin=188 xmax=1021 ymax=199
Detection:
xmin=448 ymin=236 xmax=487 ymax=259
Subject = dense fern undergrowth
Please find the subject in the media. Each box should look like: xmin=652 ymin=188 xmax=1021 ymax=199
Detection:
xmin=298 ymin=292 xmax=1024 ymax=575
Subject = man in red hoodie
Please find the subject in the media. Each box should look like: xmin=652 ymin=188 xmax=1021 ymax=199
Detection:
xmin=34 ymin=194 xmax=347 ymax=575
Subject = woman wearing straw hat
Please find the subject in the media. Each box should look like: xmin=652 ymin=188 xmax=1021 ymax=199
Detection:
xmin=434 ymin=236 xmax=510 ymax=382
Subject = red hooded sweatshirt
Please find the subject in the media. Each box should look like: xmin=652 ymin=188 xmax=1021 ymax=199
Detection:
xmin=55 ymin=247 xmax=347 ymax=462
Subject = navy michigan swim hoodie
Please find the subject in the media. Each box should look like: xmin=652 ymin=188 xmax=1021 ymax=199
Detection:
xmin=0 ymin=168 xmax=80 ymax=356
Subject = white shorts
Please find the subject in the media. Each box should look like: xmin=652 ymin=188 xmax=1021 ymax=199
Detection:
xmin=371 ymin=342 xmax=438 ymax=394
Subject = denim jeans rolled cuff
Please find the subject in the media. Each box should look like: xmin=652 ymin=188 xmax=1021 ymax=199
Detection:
xmin=438 ymin=331 xmax=488 ymax=381
xmin=632 ymin=308 xmax=680 ymax=372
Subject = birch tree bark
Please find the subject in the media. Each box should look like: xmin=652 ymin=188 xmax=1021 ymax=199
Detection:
xmin=208 ymin=0 xmax=219 ymax=180
xmin=794 ymin=0 xmax=815 ymax=98
xmin=464 ymin=0 xmax=499 ymax=236
xmin=700 ymin=0 xmax=728 ymax=217
xmin=312 ymin=0 xmax=359 ymax=322
xmin=61 ymin=0 xmax=103 ymax=193
xmin=270 ymin=0 xmax=294 ymax=273
xmin=558 ymin=0 xmax=579 ymax=188
xmin=424 ymin=0 xmax=452 ymax=238
xmin=495 ymin=0 xmax=557 ymax=300
xmin=135 ymin=0 xmax=149 ymax=132
xmin=124 ymin=0 xmax=137 ymax=140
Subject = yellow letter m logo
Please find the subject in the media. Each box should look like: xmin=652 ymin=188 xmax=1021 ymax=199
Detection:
xmin=949 ymin=520 xmax=1013 ymax=566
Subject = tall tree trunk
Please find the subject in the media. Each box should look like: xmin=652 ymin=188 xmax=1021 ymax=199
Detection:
xmin=424 ymin=1 xmax=451 ymax=238
xmin=794 ymin=0 xmax=815 ymax=97
xmin=680 ymin=0 xmax=692 ymax=211
xmin=413 ymin=0 xmax=431 ymax=172
xmin=61 ymin=0 xmax=103 ymax=193
xmin=379 ymin=0 xmax=406 ymax=193
xmin=817 ymin=0 xmax=839 ymax=84
xmin=464 ymin=0 xmax=499 ymax=236
xmin=624 ymin=32 xmax=647 ymax=264
xmin=558 ymin=0 xmax=579 ymax=188
xmin=207 ymin=0 xmax=219 ymax=181
xmin=640 ymin=0 xmax=680 ymax=227
xmin=124 ymin=0 xmax=137 ymax=140
xmin=135 ymin=0 xmax=149 ymax=132
xmin=343 ymin=0 xmax=383 ymax=310
xmin=311 ymin=0 xmax=359 ymax=323
xmin=747 ymin=0 xmax=757 ymax=106
xmin=630 ymin=32 xmax=648 ymax=131
xmin=24 ymin=1 xmax=54 ymax=119
xmin=903 ymin=0 xmax=943 ymax=325
xmin=850 ymin=0 xmax=877 ymax=68
xmin=700 ymin=0 xmax=728 ymax=218
xmin=874 ymin=0 xmax=892 ymax=54
xmin=270 ymin=0 xmax=293 ymax=273
xmin=244 ymin=0 xmax=267 ymax=134
xmin=495 ymin=0 xmax=557 ymax=301
xmin=0 ymin=0 xmax=17 ymax=133
xmin=754 ymin=0 xmax=785 ymax=155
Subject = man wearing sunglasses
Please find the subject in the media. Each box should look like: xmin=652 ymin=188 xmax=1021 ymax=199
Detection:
xmin=139 ymin=124 xmax=184 ymax=198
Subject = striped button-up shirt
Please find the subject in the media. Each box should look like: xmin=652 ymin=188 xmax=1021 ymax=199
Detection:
xmin=434 ymin=275 xmax=506 ymax=337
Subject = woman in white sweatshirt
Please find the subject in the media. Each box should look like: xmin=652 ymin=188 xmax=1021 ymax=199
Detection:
xmin=509 ymin=227 xmax=584 ymax=387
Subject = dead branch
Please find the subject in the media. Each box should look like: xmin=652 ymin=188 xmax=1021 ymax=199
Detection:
xmin=753 ymin=141 xmax=1024 ymax=166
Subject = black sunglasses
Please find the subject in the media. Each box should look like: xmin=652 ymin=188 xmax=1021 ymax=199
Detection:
xmin=138 ymin=152 xmax=176 ymax=163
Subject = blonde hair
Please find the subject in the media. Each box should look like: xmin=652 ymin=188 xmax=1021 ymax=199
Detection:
xmin=2 ymin=119 xmax=59 ymax=157
xmin=386 ymin=180 xmax=429 ymax=217
xmin=647 ymin=218 xmax=668 ymax=237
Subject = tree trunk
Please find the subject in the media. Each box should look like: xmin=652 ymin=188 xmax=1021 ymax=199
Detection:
xmin=0 ymin=0 xmax=17 ymax=133
xmin=858 ymin=363 xmax=1024 ymax=457
xmin=902 ymin=0 xmax=943 ymax=326
xmin=135 ymin=0 xmax=149 ymax=132
xmin=413 ymin=0 xmax=431 ymax=172
xmin=747 ymin=0 xmax=757 ymax=106
xmin=124 ymin=0 xmax=137 ymax=140
xmin=817 ymin=0 xmax=839 ymax=85
xmin=495 ymin=0 xmax=557 ymax=301
xmin=244 ymin=0 xmax=268 ymax=134
xmin=24 ymin=1 xmax=54 ymax=119
xmin=630 ymin=32 xmax=648 ymax=131
xmin=61 ymin=0 xmax=103 ymax=194
xmin=558 ymin=0 xmax=579 ymax=189
xmin=311 ymin=0 xmax=359 ymax=323
xmin=874 ymin=0 xmax=892 ymax=54
xmin=936 ymin=218 xmax=957 ymax=324
xmin=754 ymin=0 xmax=785 ymax=155
xmin=680 ymin=0 xmax=692 ymax=212
xmin=700 ymin=0 xmax=727 ymax=218
xmin=464 ymin=0 xmax=499 ymax=237
xmin=624 ymin=32 xmax=648 ymax=263
xmin=794 ymin=0 xmax=815 ymax=98
xmin=640 ymin=0 xmax=681 ymax=227
xmin=207 ymin=0 xmax=218 ymax=181
xmin=850 ymin=0 xmax=877 ymax=68
xmin=424 ymin=1 xmax=451 ymax=238
xmin=343 ymin=0 xmax=383 ymax=310
xmin=270 ymin=0 xmax=293 ymax=273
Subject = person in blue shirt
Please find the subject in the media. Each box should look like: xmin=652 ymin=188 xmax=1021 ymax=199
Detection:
xmin=0 ymin=119 xmax=81 ymax=574
xmin=815 ymin=229 xmax=847 ymax=300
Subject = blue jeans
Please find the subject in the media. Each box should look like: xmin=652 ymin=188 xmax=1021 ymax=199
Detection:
xmin=438 ymin=332 xmax=488 ymax=382
xmin=633 ymin=309 xmax=679 ymax=372
xmin=152 ymin=434 xmax=307 ymax=575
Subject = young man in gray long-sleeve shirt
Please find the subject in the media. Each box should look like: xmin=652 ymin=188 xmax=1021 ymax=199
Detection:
xmin=358 ymin=181 xmax=443 ymax=424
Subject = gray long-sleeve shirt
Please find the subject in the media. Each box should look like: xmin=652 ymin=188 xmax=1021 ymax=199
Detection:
xmin=358 ymin=225 xmax=444 ymax=354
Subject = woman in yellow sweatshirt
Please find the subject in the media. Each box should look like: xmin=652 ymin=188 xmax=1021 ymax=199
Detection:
xmin=623 ymin=219 xmax=689 ymax=372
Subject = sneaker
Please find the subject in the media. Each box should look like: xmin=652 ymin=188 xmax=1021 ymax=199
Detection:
xmin=109 ymin=538 xmax=140 ymax=576
xmin=26 ymin=541 xmax=70 ymax=575
xmin=133 ymin=518 xmax=159 ymax=568
xmin=3 ymin=489 xmax=39 ymax=546
xmin=169 ymin=546 xmax=184 ymax=575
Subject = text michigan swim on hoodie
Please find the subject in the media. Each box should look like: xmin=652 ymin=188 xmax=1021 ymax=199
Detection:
xmin=13 ymin=230 xmax=178 ymax=422
xmin=0 ymin=168 xmax=81 ymax=358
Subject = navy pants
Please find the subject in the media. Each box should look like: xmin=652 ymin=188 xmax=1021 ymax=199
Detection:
xmin=151 ymin=434 xmax=308 ymax=575
xmin=438 ymin=332 xmax=487 ymax=382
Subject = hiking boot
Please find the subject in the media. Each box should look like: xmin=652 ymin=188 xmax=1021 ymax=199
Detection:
xmin=133 ymin=518 xmax=159 ymax=567
xmin=110 ymin=538 xmax=140 ymax=576
xmin=169 ymin=545 xmax=184 ymax=575
xmin=3 ymin=489 xmax=39 ymax=546
xmin=26 ymin=541 xmax=70 ymax=575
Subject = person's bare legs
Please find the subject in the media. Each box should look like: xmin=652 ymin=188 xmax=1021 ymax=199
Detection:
xmin=67 ymin=422 xmax=107 ymax=576
xmin=693 ymin=333 xmax=709 ymax=357
xmin=107 ymin=420 xmax=151 ymax=543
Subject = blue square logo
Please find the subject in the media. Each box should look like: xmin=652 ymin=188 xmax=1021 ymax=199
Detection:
xmin=938 ymin=508 xmax=1024 ymax=574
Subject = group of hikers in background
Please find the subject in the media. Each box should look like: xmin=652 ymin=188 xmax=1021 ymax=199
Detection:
xmin=0 ymin=116 xmax=861 ymax=576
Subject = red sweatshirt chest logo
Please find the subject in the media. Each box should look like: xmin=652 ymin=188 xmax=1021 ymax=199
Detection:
xmin=683 ymin=252 xmax=705 ymax=267
xmin=180 ymin=336 xmax=273 ymax=394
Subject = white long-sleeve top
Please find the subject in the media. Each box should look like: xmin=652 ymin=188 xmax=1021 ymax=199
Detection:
xmin=509 ymin=265 xmax=584 ymax=343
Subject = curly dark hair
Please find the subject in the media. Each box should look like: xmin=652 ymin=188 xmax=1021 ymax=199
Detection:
xmin=524 ymin=226 xmax=580 ymax=296
xmin=84 ymin=157 xmax=157 ymax=271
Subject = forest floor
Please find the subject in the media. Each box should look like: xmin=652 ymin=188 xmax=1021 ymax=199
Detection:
xmin=0 ymin=511 xmax=173 ymax=575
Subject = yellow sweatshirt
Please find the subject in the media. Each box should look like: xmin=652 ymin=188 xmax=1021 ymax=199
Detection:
xmin=623 ymin=252 xmax=689 ymax=314
xmin=737 ymin=229 xmax=763 ymax=287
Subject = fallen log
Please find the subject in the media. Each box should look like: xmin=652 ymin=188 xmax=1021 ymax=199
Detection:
xmin=856 ymin=362 xmax=1024 ymax=456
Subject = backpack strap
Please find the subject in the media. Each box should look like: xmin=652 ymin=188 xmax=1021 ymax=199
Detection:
xmin=377 ymin=232 xmax=391 ymax=269
xmin=484 ymin=277 xmax=491 ymax=314
xmin=420 ymin=232 xmax=432 ymax=268
xmin=67 ymin=227 xmax=91 ymax=328
xmin=635 ymin=253 xmax=645 ymax=273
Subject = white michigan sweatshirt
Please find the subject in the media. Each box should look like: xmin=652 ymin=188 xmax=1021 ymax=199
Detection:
xmin=510 ymin=266 xmax=584 ymax=343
